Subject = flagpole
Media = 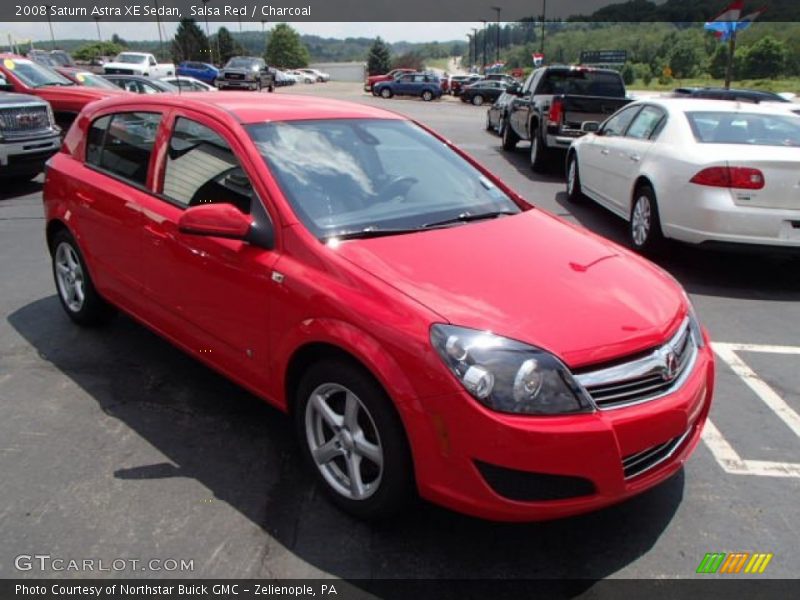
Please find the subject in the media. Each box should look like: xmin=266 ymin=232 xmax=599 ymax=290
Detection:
xmin=724 ymin=27 xmax=736 ymax=90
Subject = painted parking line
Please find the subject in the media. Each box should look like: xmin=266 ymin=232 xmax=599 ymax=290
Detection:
xmin=701 ymin=342 xmax=800 ymax=478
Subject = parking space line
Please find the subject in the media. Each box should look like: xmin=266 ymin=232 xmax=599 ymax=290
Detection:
xmin=700 ymin=343 xmax=800 ymax=478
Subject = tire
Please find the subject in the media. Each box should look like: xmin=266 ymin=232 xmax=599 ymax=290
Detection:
xmin=380 ymin=87 xmax=393 ymax=99
xmin=51 ymin=229 xmax=114 ymax=326
xmin=486 ymin=112 xmax=493 ymax=131
xmin=530 ymin=132 xmax=550 ymax=172
xmin=294 ymin=359 xmax=415 ymax=520
xmin=501 ymin=119 xmax=518 ymax=150
xmin=268 ymin=83 xmax=275 ymax=93
xmin=566 ymin=153 xmax=584 ymax=203
xmin=629 ymin=184 xmax=665 ymax=255
xmin=421 ymin=90 xmax=433 ymax=102
xmin=472 ymin=94 xmax=484 ymax=106
xmin=497 ymin=114 xmax=506 ymax=136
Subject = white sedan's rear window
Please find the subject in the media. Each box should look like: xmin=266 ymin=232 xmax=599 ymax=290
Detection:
xmin=686 ymin=111 xmax=800 ymax=146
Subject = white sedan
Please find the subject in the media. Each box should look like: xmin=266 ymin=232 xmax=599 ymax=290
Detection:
xmin=159 ymin=76 xmax=217 ymax=92
xmin=567 ymin=98 xmax=800 ymax=253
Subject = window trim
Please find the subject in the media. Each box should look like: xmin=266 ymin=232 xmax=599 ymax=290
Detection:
xmin=600 ymin=104 xmax=643 ymax=138
xmin=624 ymin=104 xmax=668 ymax=141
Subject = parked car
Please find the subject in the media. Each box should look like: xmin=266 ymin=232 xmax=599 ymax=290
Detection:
xmin=298 ymin=68 xmax=330 ymax=82
xmin=486 ymin=91 xmax=516 ymax=134
xmin=176 ymin=61 xmax=219 ymax=85
xmin=217 ymin=56 xmax=274 ymax=92
xmin=44 ymin=92 xmax=714 ymax=522
xmin=160 ymin=76 xmax=217 ymax=92
xmin=273 ymin=69 xmax=297 ymax=87
xmin=48 ymin=50 xmax=76 ymax=67
xmin=0 ymin=80 xmax=61 ymax=182
xmin=103 ymin=75 xmax=179 ymax=94
xmin=671 ymin=87 xmax=792 ymax=104
xmin=449 ymin=74 xmax=482 ymax=97
xmin=567 ymin=98 xmax=800 ymax=253
xmin=504 ymin=65 xmax=631 ymax=171
xmin=27 ymin=49 xmax=60 ymax=68
xmin=461 ymin=80 xmax=508 ymax=106
xmin=0 ymin=54 xmax=124 ymax=130
xmin=484 ymin=73 xmax=518 ymax=86
xmin=364 ymin=68 xmax=415 ymax=93
xmin=373 ymin=72 xmax=442 ymax=101
xmin=287 ymin=69 xmax=316 ymax=84
xmin=103 ymin=52 xmax=174 ymax=78
xmin=54 ymin=67 xmax=123 ymax=91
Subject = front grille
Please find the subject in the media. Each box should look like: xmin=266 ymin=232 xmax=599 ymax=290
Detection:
xmin=622 ymin=426 xmax=692 ymax=480
xmin=225 ymin=73 xmax=245 ymax=80
xmin=575 ymin=318 xmax=697 ymax=410
xmin=0 ymin=106 xmax=51 ymax=135
xmin=105 ymin=68 xmax=134 ymax=75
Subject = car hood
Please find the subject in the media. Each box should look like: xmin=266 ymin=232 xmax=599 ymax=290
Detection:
xmin=335 ymin=210 xmax=685 ymax=368
xmin=36 ymin=85 xmax=126 ymax=101
xmin=0 ymin=92 xmax=47 ymax=106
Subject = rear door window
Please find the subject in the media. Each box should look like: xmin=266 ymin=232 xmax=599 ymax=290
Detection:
xmin=87 ymin=112 xmax=161 ymax=186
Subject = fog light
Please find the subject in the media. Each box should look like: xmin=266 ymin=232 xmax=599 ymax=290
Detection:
xmin=462 ymin=365 xmax=494 ymax=399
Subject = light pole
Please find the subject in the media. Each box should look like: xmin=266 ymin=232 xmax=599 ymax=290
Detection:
xmin=153 ymin=1 xmax=164 ymax=60
xmin=466 ymin=34 xmax=472 ymax=70
xmin=491 ymin=6 xmax=501 ymax=62
xmin=540 ymin=0 xmax=546 ymax=57
xmin=93 ymin=16 xmax=102 ymax=44
xmin=202 ymin=0 xmax=212 ymax=64
xmin=471 ymin=27 xmax=478 ymax=72
xmin=46 ymin=6 xmax=56 ymax=49
xmin=480 ymin=20 xmax=487 ymax=71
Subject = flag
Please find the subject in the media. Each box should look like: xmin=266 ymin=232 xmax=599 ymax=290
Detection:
xmin=704 ymin=2 xmax=765 ymax=42
xmin=532 ymin=53 xmax=544 ymax=67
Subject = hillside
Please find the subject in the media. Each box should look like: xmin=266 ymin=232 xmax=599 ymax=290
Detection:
xmin=572 ymin=0 xmax=800 ymax=22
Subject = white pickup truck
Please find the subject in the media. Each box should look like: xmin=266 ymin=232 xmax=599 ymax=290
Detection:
xmin=103 ymin=52 xmax=174 ymax=78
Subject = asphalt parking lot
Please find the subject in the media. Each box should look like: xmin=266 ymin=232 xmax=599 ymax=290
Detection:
xmin=1 ymin=82 xmax=799 ymax=582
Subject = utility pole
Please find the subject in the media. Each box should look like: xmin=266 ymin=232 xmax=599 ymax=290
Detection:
xmin=480 ymin=20 xmax=487 ymax=71
xmin=153 ymin=1 xmax=164 ymax=60
xmin=202 ymin=0 xmax=212 ymax=64
xmin=471 ymin=27 xmax=478 ymax=71
xmin=540 ymin=0 xmax=547 ymax=56
xmin=466 ymin=34 xmax=472 ymax=69
xmin=724 ymin=29 xmax=736 ymax=90
xmin=93 ymin=16 xmax=102 ymax=44
xmin=46 ymin=6 xmax=56 ymax=49
xmin=491 ymin=6 xmax=501 ymax=62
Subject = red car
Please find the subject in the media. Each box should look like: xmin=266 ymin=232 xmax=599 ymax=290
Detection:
xmin=0 ymin=54 xmax=124 ymax=130
xmin=44 ymin=93 xmax=715 ymax=521
xmin=364 ymin=68 xmax=415 ymax=94
xmin=54 ymin=67 xmax=125 ymax=91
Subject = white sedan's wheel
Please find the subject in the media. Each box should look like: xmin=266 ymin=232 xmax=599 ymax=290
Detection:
xmin=629 ymin=185 xmax=664 ymax=254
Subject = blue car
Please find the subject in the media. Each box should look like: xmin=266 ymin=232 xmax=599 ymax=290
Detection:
xmin=176 ymin=61 xmax=219 ymax=85
xmin=373 ymin=72 xmax=442 ymax=101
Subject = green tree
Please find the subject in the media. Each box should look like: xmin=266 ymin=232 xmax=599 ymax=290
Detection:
xmin=741 ymin=36 xmax=787 ymax=79
xmin=215 ymin=27 xmax=241 ymax=65
xmin=391 ymin=51 xmax=424 ymax=71
xmin=73 ymin=42 xmax=124 ymax=62
xmin=265 ymin=23 xmax=310 ymax=68
xmin=667 ymin=36 xmax=703 ymax=80
xmin=620 ymin=63 xmax=635 ymax=85
xmin=367 ymin=37 xmax=391 ymax=75
xmin=171 ymin=18 xmax=210 ymax=63
xmin=110 ymin=34 xmax=127 ymax=47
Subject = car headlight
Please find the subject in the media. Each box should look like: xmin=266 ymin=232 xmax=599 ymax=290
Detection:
xmin=686 ymin=300 xmax=705 ymax=349
xmin=430 ymin=325 xmax=595 ymax=415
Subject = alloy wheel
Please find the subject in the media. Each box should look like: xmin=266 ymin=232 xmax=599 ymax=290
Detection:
xmin=567 ymin=160 xmax=577 ymax=196
xmin=305 ymin=382 xmax=384 ymax=501
xmin=54 ymin=242 xmax=85 ymax=313
xmin=632 ymin=195 xmax=652 ymax=247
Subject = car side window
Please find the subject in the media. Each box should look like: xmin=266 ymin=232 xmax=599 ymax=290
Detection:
xmin=85 ymin=115 xmax=111 ymax=166
xmin=92 ymin=112 xmax=161 ymax=185
xmin=149 ymin=57 xmax=157 ymax=66
xmin=163 ymin=117 xmax=254 ymax=214
xmin=626 ymin=106 xmax=666 ymax=140
xmin=601 ymin=106 xmax=640 ymax=137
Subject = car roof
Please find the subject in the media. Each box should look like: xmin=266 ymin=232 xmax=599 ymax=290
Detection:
xmin=86 ymin=92 xmax=408 ymax=124
xmin=636 ymin=97 xmax=800 ymax=115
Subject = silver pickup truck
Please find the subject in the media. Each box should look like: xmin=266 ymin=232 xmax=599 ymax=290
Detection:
xmin=0 ymin=76 xmax=61 ymax=183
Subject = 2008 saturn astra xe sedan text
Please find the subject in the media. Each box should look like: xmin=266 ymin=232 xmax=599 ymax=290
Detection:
xmin=43 ymin=92 xmax=715 ymax=521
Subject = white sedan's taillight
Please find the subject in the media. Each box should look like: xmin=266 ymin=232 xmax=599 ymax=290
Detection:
xmin=690 ymin=166 xmax=765 ymax=190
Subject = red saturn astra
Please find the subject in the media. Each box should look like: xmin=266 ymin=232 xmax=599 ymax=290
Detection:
xmin=43 ymin=93 xmax=715 ymax=521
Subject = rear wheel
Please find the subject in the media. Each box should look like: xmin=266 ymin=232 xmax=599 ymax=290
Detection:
xmin=295 ymin=359 xmax=415 ymax=520
xmin=566 ymin=153 xmax=584 ymax=203
xmin=530 ymin=133 xmax=550 ymax=172
xmin=472 ymin=94 xmax=484 ymax=106
xmin=629 ymin=185 xmax=665 ymax=255
xmin=51 ymin=230 xmax=114 ymax=326
xmin=421 ymin=90 xmax=434 ymax=101
xmin=380 ymin=88 xmax=393 ymax=99
xmin=501 ymin=119 xmax=518 ymax=150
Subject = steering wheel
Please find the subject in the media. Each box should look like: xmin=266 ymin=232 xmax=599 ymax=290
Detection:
xmin=378 ymin=176 xmax=419 ymax=202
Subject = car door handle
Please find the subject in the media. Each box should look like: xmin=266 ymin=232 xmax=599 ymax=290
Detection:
xmin=628 ymin=153 xmax=641 ymax=162
xmin=144 ymin=223 xmax=168 ymax=243
xmin=600 ymin=148 xmax=610 ymax=155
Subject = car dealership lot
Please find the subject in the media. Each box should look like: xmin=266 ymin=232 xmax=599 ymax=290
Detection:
xmin=1 ymin=82 xmax=799 ymax=581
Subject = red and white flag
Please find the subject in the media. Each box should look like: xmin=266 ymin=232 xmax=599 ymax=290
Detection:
xmin=532 ymin=53 xmax=544 ymax=67
xmin=711 ymin=0 xmax=744 ymax=21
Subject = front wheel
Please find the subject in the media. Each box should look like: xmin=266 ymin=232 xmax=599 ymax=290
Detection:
xmin=630 ymin=185 xmax=665 ymax=255
xmin=501 ymin=119 xmax=518 ymax=150
xmin=295 ymin=359 xmax=414 ymax=520
xmin=530 ymin=133 xmax=550 ymax=172
xmin=421 ymin=90 xmax=434 ymax=101
xmin=566 ymin=154 xmax=584 ymax=203
xmin=51 ymin=230 xmax=114 ymax=326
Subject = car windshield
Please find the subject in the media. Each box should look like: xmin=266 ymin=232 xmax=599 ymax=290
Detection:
xmin=7 ymin=59 xmax=73 ymax=87
xmin=226 ymin=58 xmax=257 ymax=69
xmin=686 ymin=111 xmax=800 ymax=146
xmin=71 ymin=71 xmax=118 ymax=89
xmin=246 ymin=119 xmax=521 ymax=239
xmin=115 ymin=53 xmax=148 ymax=64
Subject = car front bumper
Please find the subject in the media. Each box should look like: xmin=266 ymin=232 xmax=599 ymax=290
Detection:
xmin=0 ymin=133 xmax=61 ymax=176
xmin=664 ymin=186 xmax=800 ymax=248
xmin=408 ymin=341 xmax=715 ymax=521
xmin=217 ymin=79 xmax=258 ymax=90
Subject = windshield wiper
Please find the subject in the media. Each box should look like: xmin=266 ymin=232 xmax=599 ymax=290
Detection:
xmin=322 ymin=226 xmax=424 ymax=241
xmin=422 ymin=210 xmax=519 ymax=228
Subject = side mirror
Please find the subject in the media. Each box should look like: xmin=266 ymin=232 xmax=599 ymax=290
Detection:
xmin=178 ymin=203 xmax=253 ymax=240
xmin=581 ymin=121 xmax=600 ymax=133
xmin=508 ymin=84 xmax=522 ymax=96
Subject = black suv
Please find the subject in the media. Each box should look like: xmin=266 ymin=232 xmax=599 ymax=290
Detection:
xmin=217 ymin=57 xmax=275 ymax=92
